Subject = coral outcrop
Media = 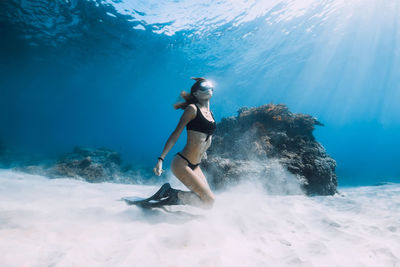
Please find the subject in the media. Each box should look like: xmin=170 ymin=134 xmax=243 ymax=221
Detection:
xmin=202 ymin=104 xmax=337 ymax=195
xmin=47 ymin=147 xmax=123 ymax=182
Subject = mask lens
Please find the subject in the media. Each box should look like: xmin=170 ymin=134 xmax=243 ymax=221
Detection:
xmin=199 ymin=81 xmax=214 ymax=92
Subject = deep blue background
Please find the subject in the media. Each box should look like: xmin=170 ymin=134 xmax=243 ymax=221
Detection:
xmin=1 ymin=0 xmax=399 ymax=186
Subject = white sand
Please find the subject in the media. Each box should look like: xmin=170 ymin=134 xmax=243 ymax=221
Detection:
xmin=0 ymin=169 xmax=399 ymax=267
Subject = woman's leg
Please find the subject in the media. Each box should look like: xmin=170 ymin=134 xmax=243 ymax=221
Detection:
xmin=171 ymin=154 xmax=215 ymax=209
xmin=193 ymin=166 xmax=213 ymax=194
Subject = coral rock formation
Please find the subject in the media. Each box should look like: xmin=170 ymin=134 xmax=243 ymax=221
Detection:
xmin=202 ymin=104 xmax=337 ymax=195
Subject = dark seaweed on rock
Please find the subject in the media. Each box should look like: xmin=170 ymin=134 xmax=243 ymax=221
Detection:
xmin=202 ymin=104 xmax=337 ymax=196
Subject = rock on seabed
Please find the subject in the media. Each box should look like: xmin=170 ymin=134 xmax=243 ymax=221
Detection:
xmin=202 ymin=104 xmax=337 ymax=196
xmin=48 ymin=147 xmax=123 ymax=182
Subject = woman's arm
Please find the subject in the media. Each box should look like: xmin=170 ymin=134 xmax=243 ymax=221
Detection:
xmin=158 ymin=104 xmax=196 ymax=160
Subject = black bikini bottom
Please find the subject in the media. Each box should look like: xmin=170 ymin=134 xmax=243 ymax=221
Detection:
xmin=176 ymin=152 xmax=200 ymax=170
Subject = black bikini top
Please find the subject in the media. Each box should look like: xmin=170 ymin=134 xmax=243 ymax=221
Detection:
xmin=186 ymin=104 xmax=216 ymax=139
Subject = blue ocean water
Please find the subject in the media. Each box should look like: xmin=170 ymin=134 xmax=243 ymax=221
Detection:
xmin=0 ymin=0 xmax=399 ymax=186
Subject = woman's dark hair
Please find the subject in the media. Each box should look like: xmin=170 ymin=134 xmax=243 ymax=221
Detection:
xmin=173 ymin=77 xmax=206 ymax=110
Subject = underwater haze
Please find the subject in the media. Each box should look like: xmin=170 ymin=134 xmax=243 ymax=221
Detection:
xmin=1 ymin=0 xmax=400 ymax=185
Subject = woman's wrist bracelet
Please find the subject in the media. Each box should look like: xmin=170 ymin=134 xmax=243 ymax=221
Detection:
xmin=158 ymin=157 xmax=164 ymax=162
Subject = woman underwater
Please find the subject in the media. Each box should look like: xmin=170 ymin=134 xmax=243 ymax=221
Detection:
xmin=142 ymin=77 xmax=217 ymax=209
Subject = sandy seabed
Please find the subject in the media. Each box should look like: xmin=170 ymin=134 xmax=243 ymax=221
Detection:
xmin=0 ymin=169 xmax=399 ymax=267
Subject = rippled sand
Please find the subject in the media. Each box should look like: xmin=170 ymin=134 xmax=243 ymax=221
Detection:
xmin=0 ymin=169 xmax=399 ymax=267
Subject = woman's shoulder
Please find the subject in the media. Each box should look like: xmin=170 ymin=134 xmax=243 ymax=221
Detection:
xmin=183 ymin=104 xmax=197 ymax=118
xmin=187 ymin=103 xmax=197 ymax=108
xmin=186 ymin=104 xmax=198 ymax=112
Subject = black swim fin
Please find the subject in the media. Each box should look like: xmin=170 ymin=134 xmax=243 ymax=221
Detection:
xmin=145 ymin=182 xmax=172 ymax=201
xmin=138 ymin=183 xmax=183 ymax=208
xmin=123 ymin=183 xmax=170 ymax=205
